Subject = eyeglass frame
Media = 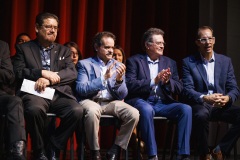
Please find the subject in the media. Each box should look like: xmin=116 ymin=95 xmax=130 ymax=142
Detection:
xmin=148 ymin=41 xmax=166 ymax=46
xmin=41 ymin=24 xmax=59 ymax=31
xmin=197 ymin=37 xmax=215 ymax=44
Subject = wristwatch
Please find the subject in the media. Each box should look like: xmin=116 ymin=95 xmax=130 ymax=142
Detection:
xmin=116 ymin=79 xmax=123 ymax=84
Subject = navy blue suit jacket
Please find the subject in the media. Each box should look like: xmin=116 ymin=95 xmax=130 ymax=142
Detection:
xmin=125 ymin=53 xmax=182 ymax=104
xmin=182 ymin=52 xmax=240 ymax=105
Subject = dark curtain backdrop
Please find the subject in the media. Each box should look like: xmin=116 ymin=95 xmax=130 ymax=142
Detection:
xmin=0 ymin=0 xmax=199 ymax=70
xmin=0 ymin=0 xmax=200 ymax=151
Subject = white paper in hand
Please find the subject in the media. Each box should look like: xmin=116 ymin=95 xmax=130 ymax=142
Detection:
xmin=20 ymin=79 xmax=55 ymax=100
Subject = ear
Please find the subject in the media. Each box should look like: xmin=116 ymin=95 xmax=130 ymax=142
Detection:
xmin=145 ymin=42 xmax=150 ymax=49
xmin=195 ymin=40 xmax=200 ymax=47
xmin=94 ymin=44 xmax=99 ymax=52
xmin=35 ymin=24 xmax=39 ymax=33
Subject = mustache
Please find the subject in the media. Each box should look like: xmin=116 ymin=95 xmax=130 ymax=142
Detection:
xmin=106 ymin=52 xmax=113 ymax=55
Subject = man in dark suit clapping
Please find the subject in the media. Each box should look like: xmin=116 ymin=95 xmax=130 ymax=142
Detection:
xmin=125 ymin=28 xmax=192 ymax=160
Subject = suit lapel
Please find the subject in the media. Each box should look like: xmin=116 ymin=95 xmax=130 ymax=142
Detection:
xmin=140 ymin=54 xmax=150 ymax=79
xmin=91 ymin=57 xmax=101 ymax=78
xmin=214 ymin=53 xmax=221 ymax=88
xmin=195 ymin=54 xmax=208 ymax=86
xmin=50 ymin=44 xmax=59 ymax=71
xmin=158 ymin=56 xmax=167 ymax=72
xmin=30 ymin=42 xmax=42 ymax=68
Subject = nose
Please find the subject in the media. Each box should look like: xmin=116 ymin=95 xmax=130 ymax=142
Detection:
xmin=72 ymin=53 xmax=77 ymax=58
xmin=50 ymin=27 xmax=58 ymax=32
xmin=108 ymin=48 xmax=114 ymax=54
xmin=49 ymin=29 xmax=55 ymax=33
xmin=205 ymin=39 xmax=210 ymax=43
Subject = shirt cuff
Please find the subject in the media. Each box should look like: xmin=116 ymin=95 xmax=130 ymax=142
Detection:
xmin=150 ymin=79 xmax=155 ymax=87
xmin=200 ymin=94 xmax=205 ymax=99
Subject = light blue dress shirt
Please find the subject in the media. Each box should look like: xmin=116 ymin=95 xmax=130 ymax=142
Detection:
xmin=96 ymin=56 xmax=114 ymax=100
xmin=201 ymin=53 xmax=215 ymax=95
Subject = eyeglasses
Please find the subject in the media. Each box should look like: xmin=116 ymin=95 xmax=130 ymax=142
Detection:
xmin=149 ymin=41 xmax=166 ymax=46
xmin=41 ymin=25 xmax=59 ymax=31
xmin=198 ymin=37 xmax=215 ymax=43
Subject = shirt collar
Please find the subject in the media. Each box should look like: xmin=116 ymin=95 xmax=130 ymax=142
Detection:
xmin=39 ymin=44 xmax=54 ymax=51
xmin=147 ymin=55 xmax=159 ymax=64
xmin=200 ymin=52 xmax=215 ymax=64
xmin=96 ymin=56 xmax=113 ymax=67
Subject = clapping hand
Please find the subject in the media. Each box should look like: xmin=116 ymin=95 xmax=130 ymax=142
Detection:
xmin=104 ymin=62 xmax=126 ymax=82
xmin=154 ymin=67 xmax=171 ymax=85
xmin=115 ymin=63 xmax=126 ymax=82
xmin=104 ymin=62 xmax=115 ymax=80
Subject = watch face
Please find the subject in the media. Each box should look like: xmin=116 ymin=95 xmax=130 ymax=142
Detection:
xmin=116 ymin=79 xmax=123 ymax=84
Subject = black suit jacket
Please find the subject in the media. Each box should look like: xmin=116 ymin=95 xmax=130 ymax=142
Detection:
xmin=0 ymin=40 xmax=15 ymax=95
xmin=125 ymin=53 xmax=182 ymax=105
xmin=13 ymin=39 xmax=77 ymax=100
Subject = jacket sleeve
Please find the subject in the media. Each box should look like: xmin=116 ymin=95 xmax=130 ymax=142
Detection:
xmin=224 ymin=58 xmax=240 ymax=104
xmin=182 ymin=58 xmax=204 ymax=104
xmin=0 ymin=41 xmax=15 ymax=84
xmin=160 ymin=59 xmax=182 ymax=95
xmin=13 ymin=44 xmax=42 ymax=81
xmin=126 ymin=57 xmax=151 ymax=96
xmin=54 ymin=47 xmax=77 ymax=86
xmin=75 ymin=60 xmax=105 ymax=99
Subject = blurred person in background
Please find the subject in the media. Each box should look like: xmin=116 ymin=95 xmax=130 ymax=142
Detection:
xmin=64 ymin=41 xmax=82 ymax=65
xmin=113 ymin=45 xmax=126 ymax=64
xmin=15 ymin=33 xmax=31 ymax=46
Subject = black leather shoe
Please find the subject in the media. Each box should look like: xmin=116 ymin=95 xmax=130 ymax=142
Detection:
xmin=33 ymin=151 xmax=48 ymax=160
xmin=105 ymin=152 xmax=118 ymax=160
xmin=176 ymin=155 xmax=190 ymax=160
xmin=176 ymin=158 xmax=190 ymax=160
xmin=8 ymin=141 xmax=26 ymax=160
xmin=91 ymin=154 xmax=102 ymax=160
xmin=90 ymin=150 xmax=101 ymax=160
xmin=46 ymin=143 xmax=60 ymax=160
xmin=148 ymin=155 xmax=158 ymax=160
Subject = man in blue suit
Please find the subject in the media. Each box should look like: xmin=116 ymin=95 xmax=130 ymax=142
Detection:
xmin=125 ymin=28 xmax=192 ymax=160
xmin=75 ymin=31 xmax=139 ymax=160
xmin=182 ymin=26 xmax=240 ymax=160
